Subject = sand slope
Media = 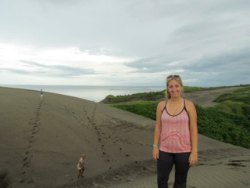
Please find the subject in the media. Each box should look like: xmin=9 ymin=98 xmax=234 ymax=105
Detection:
xmin=0 ymin=87 xmax=250 ymax=188
xmin=183 ymin=87 xmax=243 ymax=107
xmin=0 ymin=87 xmax=154 ymax=188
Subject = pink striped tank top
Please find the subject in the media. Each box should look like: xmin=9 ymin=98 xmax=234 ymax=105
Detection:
xmin=159 ymin=99 xmax=191 ymax=153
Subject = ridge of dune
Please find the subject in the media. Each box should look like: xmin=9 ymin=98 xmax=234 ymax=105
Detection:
xmin=183 ymin=86 xmax=244 ymax=107
xmin=0 ymin=87 xmax=250 ymax=188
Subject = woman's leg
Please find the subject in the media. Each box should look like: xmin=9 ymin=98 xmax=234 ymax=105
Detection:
xmin=157 ymin=151 xmax=174 ymax=188
xmin=173 ymin=152 xmax=191 ymax=188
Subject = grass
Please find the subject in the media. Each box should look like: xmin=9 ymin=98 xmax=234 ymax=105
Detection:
xmin=112 ymin=101 xmax=158 ymax=120
xmin=102 ymin=86 xmax=210 ymax=104
xmin=214 ymin=87 xmax=250 ymax=104
xmin=107 ymin=86 xmax=250 ymax=149
xmin=196 ymin=105 xmax=250 ymax=148
xmin=102 ymin=90 xmax=165 ymax=104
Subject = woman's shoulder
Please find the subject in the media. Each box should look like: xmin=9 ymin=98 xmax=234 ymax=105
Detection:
xmin=184 ymin=98 xmax=193 ymax=105
xmin=184 ymin=99 xmax=196 ymax=110
xmin=157 ymin=100 xmax=167 ymax=110
xmin=158 ymin=100 xmax=167 ymax=106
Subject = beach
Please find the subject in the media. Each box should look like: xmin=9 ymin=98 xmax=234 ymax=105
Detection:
xmin=0 ymin=87 xmax=250 ymax=188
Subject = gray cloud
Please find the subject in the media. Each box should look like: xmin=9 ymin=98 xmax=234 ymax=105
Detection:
xmin=124 ymin=56 xmax=183 ymax=73
xmin=184 ymin=48 xmax=250 ymax=72
xmin=19 ymin=60 xmax=96 ymax=77
xmin=1 ymin=0 xmax=249 ymax=58
xmin=181 ymin=48 xmax=250 ymax=86
xmin=0 ymin=68 xmax=32 ymax=75
xmin=123 ymin=47 xmax=250 ymax=86
xmin=41 ymin=0 xmax=82 ymax=5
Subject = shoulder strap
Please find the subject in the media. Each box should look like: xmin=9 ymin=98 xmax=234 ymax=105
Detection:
xmin=161 ymin=100 xmax=167 ymax=114
xmin=183 ymin=99 xmax=191 ymax=127
xmin=184 ymin=99 xmax=187 ymax=111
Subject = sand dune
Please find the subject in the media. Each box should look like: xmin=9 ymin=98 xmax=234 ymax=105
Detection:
xmin=0 ymin=87 xmax=154 ymax=188
xmin=184 ymin=87 xmax=243 ymax=107
xmin=0 ymin=87 xmax=250 ymax=188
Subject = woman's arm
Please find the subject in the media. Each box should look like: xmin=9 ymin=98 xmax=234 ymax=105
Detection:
xmin=152 ymin=101 xmax=164 ymax=160
xmin=186 ymin=100 xmax=198 ymax=166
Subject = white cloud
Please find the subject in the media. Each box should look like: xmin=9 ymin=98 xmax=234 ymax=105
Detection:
xmin=0 ymin=0 xmax=250 ymax=86
xmin=0 ymin=42 xmax=137 ymax=84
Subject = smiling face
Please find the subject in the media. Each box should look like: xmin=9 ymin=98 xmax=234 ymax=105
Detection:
xmin=167 ymin=79 xmax=183 ymax=99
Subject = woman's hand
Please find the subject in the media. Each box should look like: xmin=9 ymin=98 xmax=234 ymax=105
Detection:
xmin=189 ymin=151 xmax=198 ymax=166
xmin=152 ymin=148 xmax=159 ymax=161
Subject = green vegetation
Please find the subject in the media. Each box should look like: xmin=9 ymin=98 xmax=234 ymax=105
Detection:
xmin=183 ymin=86 xmax=206 ymax=92
xmin=102 ymin=85 xmax=250 ymax=104
xmin=197 ymin=105 xmax=250 ymax=148
xmin=213 ymin=87 xmax=250 ymax=121
xmin=108 ymin=86 xmax=250 ymax=149
xmin=102 ymin=90 xmax=165 ymax=104
xmin=214 ymin=87 xmax=250 ymax=104
xmin=102 ymin=86 xmax=208 ymax=104
xmin=112 ymin=101 xmax=158 ymax=120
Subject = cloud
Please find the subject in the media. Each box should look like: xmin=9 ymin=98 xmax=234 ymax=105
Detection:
xmin=181 ymin=47 xmax=250 ymax=86
xmin=19 ymin=60 xmax=96 ymax=77
xmin=0 ymin=0 xmax=250 ymax=86
xmin=0 ymin=68 xmax=31 ymax=75
xmin=0 ymin=58 xmax=96 ymax=78
xmin=184 ymin=47 xmax=250 ymax=72
xmin=124 ymin=56 xmax=185 ymax=73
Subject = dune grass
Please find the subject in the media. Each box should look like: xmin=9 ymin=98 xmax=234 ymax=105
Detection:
xmin=196 ymin=105 xmax=250 ymax=148
xmin=102 ymin=86 xmax=208 ymax=104
xmin=112 ymin=101 xmax=158 ymax=120
xmin=102 ymin=91 xmax=165 ymax=104
xmin=102 ymin=85 xmax=248 ymax=104
xmin=110 ymin=86 xmax=250 ymax=149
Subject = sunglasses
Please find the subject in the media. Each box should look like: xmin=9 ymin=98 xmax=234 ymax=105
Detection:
xmin=166 ymin=75 xmax=181 ymax=81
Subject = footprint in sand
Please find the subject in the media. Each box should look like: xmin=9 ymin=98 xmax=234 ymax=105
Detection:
xmin=19 ymin=100 xmax=43 ymax=185
xmin=88 ymin=104 xmax=112 ymax=163
xmin=227 ymin=161 xmax=247 ymax=167
xmin=23 ymin=157 xmax=28 ymax=162
xmin=21 ymin=171 xmax=26 ymax=175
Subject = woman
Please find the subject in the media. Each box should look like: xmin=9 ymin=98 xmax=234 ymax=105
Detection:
xmin=153 ymin=75 xmax=198 ymax=188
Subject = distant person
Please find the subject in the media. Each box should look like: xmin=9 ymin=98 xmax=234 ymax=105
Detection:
xmin=40 ymin=89 xmax=44 ymax=100
xmin=153 ymin=75 xmax=198 ymax=188
xmin=77 ymin=154 xmax=86 ymax=178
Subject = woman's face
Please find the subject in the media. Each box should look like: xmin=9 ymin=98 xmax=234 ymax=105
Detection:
xmin=167 ymin=79 xmax=182 ymax=98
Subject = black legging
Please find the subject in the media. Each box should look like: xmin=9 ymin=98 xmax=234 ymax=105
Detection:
xmin=157 ymin=150 xmax=191 ymax=188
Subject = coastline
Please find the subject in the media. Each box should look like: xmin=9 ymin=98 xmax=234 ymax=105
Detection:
xmin=1 ymin=85 xmax=164 ymax=102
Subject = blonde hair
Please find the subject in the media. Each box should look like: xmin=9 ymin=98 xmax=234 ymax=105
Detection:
xmin=165 ymin=75 xmax=183 ymax=99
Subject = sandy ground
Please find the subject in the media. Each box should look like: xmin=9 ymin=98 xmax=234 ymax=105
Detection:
xmin=0 ymin=86 xmax=249 ymax=188
xmin=107 ymin=155 xmax=250 ymax=188
xmin=183 ymin=87 xmax=243 ymax=107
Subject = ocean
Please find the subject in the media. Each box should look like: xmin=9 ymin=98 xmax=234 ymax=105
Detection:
xmin=4 ymin=85 xmax=164 ymax=102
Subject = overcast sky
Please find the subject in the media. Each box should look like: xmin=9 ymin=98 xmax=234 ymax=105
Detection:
xmin=0 ymin=0 xmax=250 ymax=87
